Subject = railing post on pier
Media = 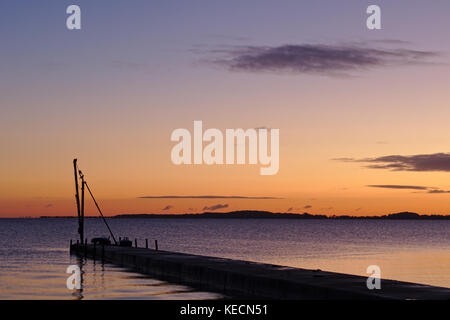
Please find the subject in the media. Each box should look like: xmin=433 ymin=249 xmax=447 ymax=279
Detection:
xmin=155 ymin=240 xmax=158 ymax=251
xmin=93 ymin=242 xmax=96 ymax=260
xmin=135 ymin=238 xmax=138 ymax=248
xmin=76 ymin=240 xmax=79 ymax=251
xmin=84 ymin=238 xmax=87 ymax=257
xmin=145 ymin=239 xmax=148 ymax=249
xmin=101 ymin=244 xmax=105 ymax=261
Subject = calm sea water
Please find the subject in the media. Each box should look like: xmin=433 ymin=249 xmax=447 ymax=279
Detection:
xmin=0 ymin=218 xmax=449 ymax=299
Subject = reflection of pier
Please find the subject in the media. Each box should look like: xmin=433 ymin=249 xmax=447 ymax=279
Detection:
xmin=70 ymin=243 xmax=450 ymax=300
xmin=71 ymin=256 xmax=84 ymax=300
xmin=69 ymin=254 xmax=108 ymax=300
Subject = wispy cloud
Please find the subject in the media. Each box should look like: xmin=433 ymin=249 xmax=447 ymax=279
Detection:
xmin=367 ymin=184 xmax=450 ymax=194
xmin=287 ymin=205 xmax=312 ymax=212
xmin=203 ymin=204 xmax=229 ymax=211
xmin=335 ymin=152 xmax=450 ymax=172
xmin=426 ymin=189 xmax=450 ymax=194
xmin=367 ymin=185 xmax=428 ymax=190
xmin=428 ymin=189 xmax=450 ymax=193
xmin=209 ymin=43 xmax=439 ymax=76
xmin=139 ymin=195 xmax=282 ymax=199
xmin=162 ymin=205 xmax=173 ymax=211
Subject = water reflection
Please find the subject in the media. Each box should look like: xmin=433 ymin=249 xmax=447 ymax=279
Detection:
xmin=71 ymin=256 xmax=84 ymax=300
xmin=0 ymin=218 xmax=449 ymax=299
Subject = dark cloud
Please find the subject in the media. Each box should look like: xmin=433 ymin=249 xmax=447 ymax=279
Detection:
xmin=287 ymin=205 xmax=312 ymax=211
xmin=203 ymin=204 xmax=229 ymax=211
xmin=367 ymin=185 xmax=428 ymax=190
xmin=162 ymin=205 xmax=173 ymax=211
xmin=210 ymin=43 xmax=439 ymax=76
xmin=139 ymin=195 xmax=282 ymax=199
xmin=336 ymin=152 xmax=450 ymax=172
xmin=367 ymin=184 xmax=450 ymax=194
xmin=427 ymin=189 xmax=450 ymax=194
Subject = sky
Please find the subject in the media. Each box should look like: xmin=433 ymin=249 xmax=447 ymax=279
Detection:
xmin=1 ymin=0 xmax=450 ymax=217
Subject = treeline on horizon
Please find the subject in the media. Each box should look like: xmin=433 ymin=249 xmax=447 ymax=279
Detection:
xmin=39 ymin=210 xmax=450 ymax=220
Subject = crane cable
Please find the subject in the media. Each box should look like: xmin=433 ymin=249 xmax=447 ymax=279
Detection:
xmin=83 ymin=179 xmax=118 ymax=245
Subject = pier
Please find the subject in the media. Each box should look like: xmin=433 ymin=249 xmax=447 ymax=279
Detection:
xmin=70 ymin=243 xmax=450 ymax=300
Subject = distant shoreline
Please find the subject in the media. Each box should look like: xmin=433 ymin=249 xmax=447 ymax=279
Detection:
xmin=32 ymin=210 xmax=450 ymax=220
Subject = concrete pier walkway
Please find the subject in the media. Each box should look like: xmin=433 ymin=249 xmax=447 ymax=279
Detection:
xmin=70 ymin=243 xmax=450 ymax=300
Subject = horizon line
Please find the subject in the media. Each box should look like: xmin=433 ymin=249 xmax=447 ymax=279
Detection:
xmin=3 ymin=210 xmax=450 ymax=219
